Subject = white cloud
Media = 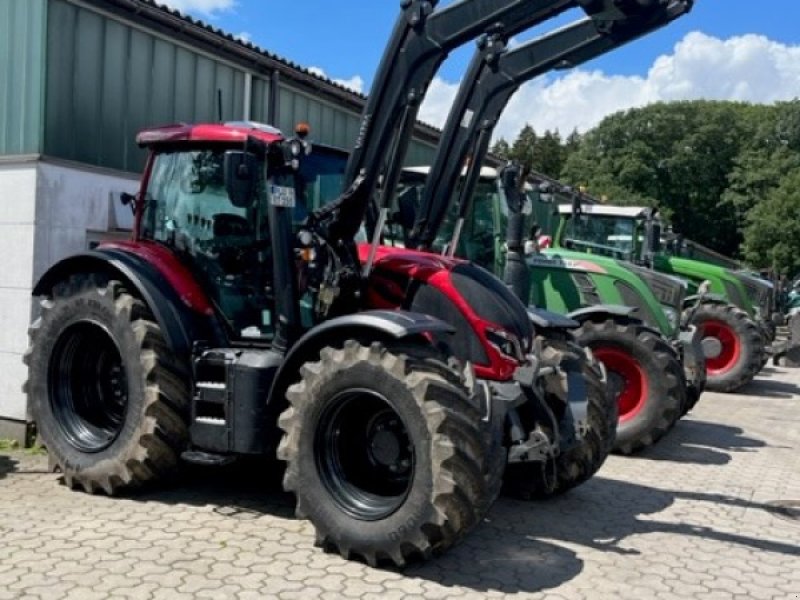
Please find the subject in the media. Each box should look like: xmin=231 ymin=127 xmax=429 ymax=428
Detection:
xmin=418 ymin=32 xmax=800 ymax=140
xmin=308 ymin=66 xmax=364 ymax=94
xmin=159 ymin=0 xmax=236 ymax=18
xmin=235 ymin=31 xmax=252 ymax=44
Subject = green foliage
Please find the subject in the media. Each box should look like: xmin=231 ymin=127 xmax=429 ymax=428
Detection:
xmin=499 ymin=100 xmax=800 ymax=273
xmin=743 ymin=168 xmax=800 ymax=274
xmin=496 ymin=124 xmax=578 ymax=180
xmin=491 ymin=138 xmax=511 ymax=159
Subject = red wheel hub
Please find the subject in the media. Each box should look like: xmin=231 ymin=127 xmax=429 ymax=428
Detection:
xmin=593 ymin=346 xmax=648 ymax=423
xmin=700 ymin=319 xmax=741 ymax=375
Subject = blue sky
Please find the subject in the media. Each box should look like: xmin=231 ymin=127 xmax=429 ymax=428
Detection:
xmin=164 ymin=0 xmax=800 ymax=136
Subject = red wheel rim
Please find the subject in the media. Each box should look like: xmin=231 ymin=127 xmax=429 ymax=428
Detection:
xmin=593 ymin=346 xmax=648 ymax=423
xmin=700 ymin=319 xmax=741 ymax=375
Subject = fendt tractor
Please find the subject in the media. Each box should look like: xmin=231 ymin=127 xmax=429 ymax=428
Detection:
xmin=397 ymin=165 xmax=702 ymax=454
xmin=387 ymin=0 xmax=697 ymax=454
xmin=23 ymin=0 xmax=670 ymax=567
xmin=549 ymin=202 xmax=782 ymax=391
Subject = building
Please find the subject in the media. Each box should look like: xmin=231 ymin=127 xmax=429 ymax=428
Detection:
xmin=0 ymin=0 xmax=441 ymax=442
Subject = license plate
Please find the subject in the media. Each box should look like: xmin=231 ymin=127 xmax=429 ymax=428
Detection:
xmin=270 ymin=185 xmax=296 ymax=208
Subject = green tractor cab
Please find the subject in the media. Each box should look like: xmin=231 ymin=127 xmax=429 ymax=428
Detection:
xmin=551 ymin=201 xmax=781 ymax=391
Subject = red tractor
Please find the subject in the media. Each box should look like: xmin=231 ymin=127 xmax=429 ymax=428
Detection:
xmin=22 ymin=0 xmax=685 ymax=566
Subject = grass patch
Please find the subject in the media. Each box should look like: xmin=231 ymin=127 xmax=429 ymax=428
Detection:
xmin=0 ymin=439 xmax=20 ymax=451
xmin=0 ymin=439 xmax=47 ymax=455
xmin=24 ymin=444 xmax=47 ymax=456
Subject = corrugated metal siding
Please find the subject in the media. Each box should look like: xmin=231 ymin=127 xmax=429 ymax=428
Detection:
xmin=0 ymin=0 xmax=47 ymax=156
xmin=250 ymin=76 xmax=271 ymax=123
xmin=406 ymin=140 xmax=437 ymax=167
xmin=40 ymin=0 xmax=441 ymax=174
xmin=45 ymin=0 xmax=248 ymax=172
xmin=277 ymin=85 xmax=361 ymax=151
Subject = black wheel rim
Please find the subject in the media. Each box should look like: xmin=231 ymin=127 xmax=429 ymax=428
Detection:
xmin=315 ymin=389 xmax=415 ymax=521
xmin=48 ymin=321 xmax=129 ymax=453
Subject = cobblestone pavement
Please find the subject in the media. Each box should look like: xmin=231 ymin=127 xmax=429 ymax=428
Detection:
xmin=1 ymin=367 xmax=799 ymax=600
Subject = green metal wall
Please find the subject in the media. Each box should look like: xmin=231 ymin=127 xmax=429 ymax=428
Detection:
xmin=45 ymin=0 xmax=247 ymax=172
xmin=277 ymin=85 xmax=361 ymax=151
xmin=0 ymin=0 xmax=47 ymax=155
xmin=41 ymin=0 xmax=438 ymax=173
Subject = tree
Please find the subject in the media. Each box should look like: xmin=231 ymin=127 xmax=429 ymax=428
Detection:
xmin=743 ymin=168 xmax=800 ymax=275
xmin=561 ymin=101 xmax=757 ymax=257
xmin=491 ymin=137 xmax=511 ymax=159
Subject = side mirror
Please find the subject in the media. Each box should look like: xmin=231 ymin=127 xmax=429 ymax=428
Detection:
xmin=649 ymin=222 xmax=662 ymax=254
xmin=120 ymin=192 xmax=137 ymax=215
xmin=570 ymin=189 xmax=581 ymax=217
xmin=224 ymin=151 xmax=258 ymax=208
xmin=394 ymin=187 xmax=419 ymax=232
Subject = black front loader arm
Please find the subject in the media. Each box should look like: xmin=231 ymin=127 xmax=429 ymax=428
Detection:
xmin=313 ymin=0 xmax=579 ymax=244
xmin=412 ymin=0 xmax=693 ymax=249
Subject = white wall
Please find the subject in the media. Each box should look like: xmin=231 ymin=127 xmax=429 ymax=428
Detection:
xmin=0 ymin=161 xmax=39 ymax=421
xmin=34 ymin=161 xmax=138 ymax=282
xmin=0 ymin=159 xmax=138 ymax=423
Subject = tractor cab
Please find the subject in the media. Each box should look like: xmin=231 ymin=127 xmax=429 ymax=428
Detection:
xmin=395 ymin=166 xmax=518 ymax=272
xmin=555 ymin=203 xmax=662 ymax=265
xmin=133 ymin=122 xmax=348 ymax=341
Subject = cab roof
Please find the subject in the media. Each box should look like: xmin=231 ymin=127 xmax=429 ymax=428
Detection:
xmin=557 ymin=204 xmax=649 ymax=218
xmin=136 ymin=121 xmax=284 ymax=148
xmin=403 ymin=165 xmax=534 ymax=190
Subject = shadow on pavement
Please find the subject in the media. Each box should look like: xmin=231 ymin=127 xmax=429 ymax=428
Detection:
xmin=407 ymin=473 xmax=799 ymax=593
xmin=114 ymin=442 xmax=793 ymax=594
xmin=127 ymin=457 xmax=296 ymax=519
xmin=633 ymin=419 xmax=765 ymax=465
xmin=0 ymin=454 xmax=19 ymax=481
xmin=734 ymin=377 xmax=800 ymax=398
xmin=130 ymin=458 xmax=586 ymax=594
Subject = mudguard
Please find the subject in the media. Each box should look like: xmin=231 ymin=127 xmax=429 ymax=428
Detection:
xmin=32 ymin=250 xmax=223 ymax=358
xmin=683 ymin=293 xmax=727 ymax=309
xmin=567 ymin=304 xmax=637 ymax=322
xmin=527 ymin=307 xmax=579 ymax=330
xmin=268 ymin=310 xmax=456 ymax=404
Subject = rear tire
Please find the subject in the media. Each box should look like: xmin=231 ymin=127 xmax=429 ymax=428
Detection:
xmin=689 ymin=303 xmax=764 ymax=393
xmin=504 ymin=334 xmax=617 ymax=499
xmin=277 ymin=340 xmax=493 ymax=567
xmin=24 ymin=276 xmax=189 ymax=495
xmin=575 ymin=318 xmax=684 ymax=455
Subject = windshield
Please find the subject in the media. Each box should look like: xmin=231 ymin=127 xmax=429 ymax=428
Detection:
xmin=564 ymin=214 xmax=639 ymax=259
xmin=391 ymin=173 xmax=503 ymax=259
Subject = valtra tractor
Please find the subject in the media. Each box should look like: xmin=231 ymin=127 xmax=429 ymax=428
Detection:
xmin=389 ymin=0 xmax=698 ymax=454
xmin=23 ymin=0 xmax=646 ymax=567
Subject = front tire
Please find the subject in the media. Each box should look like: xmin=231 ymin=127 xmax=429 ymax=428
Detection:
xmin=575 ymin=318 xmax=685 ymax=455
xmin=24 ymin=276 xmax=189 ymax=494
xmin=277 ymin=340 xmax=493 ymax=567
xmin=689 ymin=303 xmax=764 ymax=392
xmin=504 ymin=334 xmax=617 ymax=499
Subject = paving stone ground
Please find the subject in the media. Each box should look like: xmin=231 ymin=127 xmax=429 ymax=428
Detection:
xmin=1 ymin=366 xmax=799 ymax=600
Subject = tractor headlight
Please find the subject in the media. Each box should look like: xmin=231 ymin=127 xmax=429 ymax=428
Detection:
xmin=486 ymin=328 xmax=525 ymax=362
xmin=662 ymin=306 xmax=680 ymax=330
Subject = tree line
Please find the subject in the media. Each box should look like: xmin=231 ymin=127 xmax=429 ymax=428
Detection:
xmin=491 ymin=100 xmax=800 ymax=276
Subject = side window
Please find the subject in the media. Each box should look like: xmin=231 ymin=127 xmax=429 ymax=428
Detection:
xmin=142 ymin=150 xmax=274 ymax=339
xmin=144 ymin=150 xmax=254 ymax=253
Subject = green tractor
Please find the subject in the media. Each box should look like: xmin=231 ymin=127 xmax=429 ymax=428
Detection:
xmin=550 ymin=202 xmax=773 ymax=392
xmin=384 ymin=0 xmax=699 ymax=455
xmin=397 ymin=165 xmax=705 ymax=454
